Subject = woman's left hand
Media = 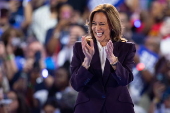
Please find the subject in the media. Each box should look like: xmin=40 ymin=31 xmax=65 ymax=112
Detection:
xmin=105 ymin=40 xmax=117 ymax=63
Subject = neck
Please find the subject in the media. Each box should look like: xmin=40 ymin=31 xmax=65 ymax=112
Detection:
xmin=99 ymin=38 xmax=110 ymax=46
xmin=99 ymin=42 xmax=107 ymax=46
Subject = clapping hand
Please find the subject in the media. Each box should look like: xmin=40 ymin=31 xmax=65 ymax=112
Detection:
xmin=81 ymin=36 xmax=94 ymax=69
xmin=106 ymin=40 xmax=117 ymax=64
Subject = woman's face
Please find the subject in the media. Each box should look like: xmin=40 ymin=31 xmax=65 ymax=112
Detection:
xmin=54 ymin=68 xmax=68 ymax=88
xmin=92 ymin=12 xmax=111 ymax=44
xmin=59 ymin=5 xmax=73 ymax=20
xmin=43 ymin=105 xmax=56 ymax=113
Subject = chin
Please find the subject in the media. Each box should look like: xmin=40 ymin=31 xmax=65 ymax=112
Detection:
xmin=94 ymin=36 xmax=104 ymax=41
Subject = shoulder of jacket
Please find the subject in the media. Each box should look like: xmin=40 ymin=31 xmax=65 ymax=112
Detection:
xmin=74 ymin=41 xmax=81 ymax=45
xmin=116 ymin=41 xmax=135 ymax=46
xmin=74 ymin=41 xmax=82 ymax=49
xmin=115 ymin=41 xmax=136 ymax=52
xmin=124 ymin=41 xmax=135 ymax=46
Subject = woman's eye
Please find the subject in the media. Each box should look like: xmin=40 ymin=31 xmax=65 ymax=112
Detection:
xmin=100 ymin=24 xmax=105 ymax=25
xmin=92 ymin=23 xmax=96 ymax=25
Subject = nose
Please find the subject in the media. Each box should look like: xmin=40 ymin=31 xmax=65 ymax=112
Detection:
xmin=96 ymin=24 xmax=101 ymax=31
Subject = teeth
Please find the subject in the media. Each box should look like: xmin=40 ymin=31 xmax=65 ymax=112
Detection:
xmin=97 ymin=33 xmax=102 ymax=35
xmin=97 ymin=33 xmax=102 ymax=36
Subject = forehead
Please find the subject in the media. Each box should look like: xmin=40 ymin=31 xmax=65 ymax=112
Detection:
xmin=92 ymin=12 xmax=108 ymax=23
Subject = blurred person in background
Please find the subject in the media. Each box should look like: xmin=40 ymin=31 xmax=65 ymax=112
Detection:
xmin=48 ymin=67 xmax=77 ymax=113
xmin=45 ymin=3 xmax=82 ymax=73
xmin=160 ymin=17 xmax=170 ymax=61
xmin=147 ymin=1 xmax=166 ymax=37
xmin=8 ymin=0 xmax=32 ymax=31
xmin=42 ymin=99 xmax=60 ymax=113
xmin=0 ymin=6 xmax=10 ymax=37
xmin=0 ymin=64 xmax=10 ymax=94
xmin=119 ymin=11 xmax=133 ymax=42
xmin=129 ymin=36 xmax=160 ymax=111
xmin=30 ymin=0 xmax=47 ymax=10
xmin=45 ymin=2 xmax=75 ymax=51
xmin=29 ymin=0 xmax=67 ymax=44
xmin=23 ymin=40 xmax=45 ymax=73
xmin=22 ymin=0 xmax=33 ymax=34
xmin=67 ymin=0 xmax=89 ymax=23
xmin=10 ymin=71 xmax=28 ymax=95
xmin=23 ymin=40 xmax=46 ymax=90
xmin=47 ymin=67 xmax=71 ymax=99
xmin=148 ymin=55 xmax=170 ymax=113
xmin=56 ymin=23 xmax=87 ymax=69
xmin=0 ymin=90 xmax=31 ymax=113
xmin=1 ymin=28 xmax=25 ymax=83
xmin=23 ymin=41 xmax=48 ymax=113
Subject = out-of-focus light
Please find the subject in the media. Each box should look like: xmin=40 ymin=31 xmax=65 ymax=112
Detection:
xmin=134 ymin=20 xmax=141 ymax=28
xmin=42 ymin=69 xmax=48 ymax=78
xmin=136 ymin=63 xmax=145 ymax=71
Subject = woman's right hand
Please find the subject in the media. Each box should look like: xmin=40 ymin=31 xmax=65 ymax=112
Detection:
xmin=81 ymin=36 xmax=94 ymax=68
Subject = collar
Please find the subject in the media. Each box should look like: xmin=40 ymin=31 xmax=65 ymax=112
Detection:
xmin=97 ymin=40 xmax=106 ymax=50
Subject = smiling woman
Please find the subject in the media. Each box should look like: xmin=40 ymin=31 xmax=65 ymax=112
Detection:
xmin=91 ymin=12 xmax=111 ymax=46
xmin=70 ymin=3 xmax=136 ymax=113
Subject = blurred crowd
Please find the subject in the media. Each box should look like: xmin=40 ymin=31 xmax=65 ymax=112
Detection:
xmin=0 ymin=0 xmax=170 ymax=113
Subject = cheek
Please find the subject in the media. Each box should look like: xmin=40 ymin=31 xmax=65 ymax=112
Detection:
xmin=104 ymin=29 xmax=111 ymax=35
xmin=92 ymin=27 xmax=95 ymax=32
xmin=27 ymin=51 xmax=34 ymax=57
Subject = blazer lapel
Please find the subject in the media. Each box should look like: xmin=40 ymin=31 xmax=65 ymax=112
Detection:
xmin=102 ymin=42 xmax=120 ymax=86
xmin=89 ymin=40 xmax=103 ymax=83
xmin=102 ymin=59 xmax=110 ymax=86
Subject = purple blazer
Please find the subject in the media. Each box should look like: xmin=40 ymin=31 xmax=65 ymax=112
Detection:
xmin=70 ymin=40 xmax=136 ymax=113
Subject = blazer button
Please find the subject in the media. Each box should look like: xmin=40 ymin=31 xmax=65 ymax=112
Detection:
xmin=102 ymin=95 xmax=106 ymax=99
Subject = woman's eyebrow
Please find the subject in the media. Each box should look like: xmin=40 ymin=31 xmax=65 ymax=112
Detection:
xmin=99 ymin=22 xmax=105 ymax=24
xmin=92 ymin=21 xmax=106 ymax=24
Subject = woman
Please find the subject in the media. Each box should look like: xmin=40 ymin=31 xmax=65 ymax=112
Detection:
xmin=70 ymin=4 xmax=136 ymax=113
xmin=1 ymin=90 xmax=30 ymax=113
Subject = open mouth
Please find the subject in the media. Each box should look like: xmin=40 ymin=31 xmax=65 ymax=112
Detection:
xmin=96 ymin=32 xmax=104 ymax=37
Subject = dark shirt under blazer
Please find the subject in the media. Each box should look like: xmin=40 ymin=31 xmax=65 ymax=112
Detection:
xmin=70 ymin=39 xmax=136 ymax=113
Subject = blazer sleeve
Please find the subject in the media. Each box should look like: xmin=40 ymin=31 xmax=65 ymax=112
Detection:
xmin=112 ymin=43 xmax=136 ymax=86
xmin=70 ymin=42 xmax=94 ymax=92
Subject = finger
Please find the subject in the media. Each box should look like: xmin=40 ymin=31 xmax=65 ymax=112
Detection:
xmin=107 ymin=43 xmax=112 ymax=51
xmin=109 ymin=42 xmax=113 ymax=53
xmin=85 ymin=38 xmax=93 ymax=49
xmin=85 ymin=45 xmax=89 ymax=52
xmin=81 ymin=36 xmax=85 ymax=43
xmin=109 ymin=40 xmax=114 ymax=52
xmin=110 ymin=40 xmax=113 ymax=48
xmin=86 ymin=42 xmax=91 ymax=49
xmin=108 ymin=41 xmax=113 ymax=49
xmin=105 ymin=48 xmax=108 ymax=54
xmin=82 ymin=36 xmax=87 ymax=47
xmin=83 ymin=47 xmax=91 ymax=57
xmin=82 ymin=48 xmax=88 ymax=56
xmin=82 ymin=36 xmax=86 ymax=42
xmin=82 ymin=38 xmax=86 ymax=52
xmin=90 ymin=39 xmax=94 ymax=48
xmin=106 ymin=43 xmax=112 ymax=54
xmin=85 ymin=47 xmax=89 ymax=53
xmin=105 ymin=48 xmax=110 ymax=57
